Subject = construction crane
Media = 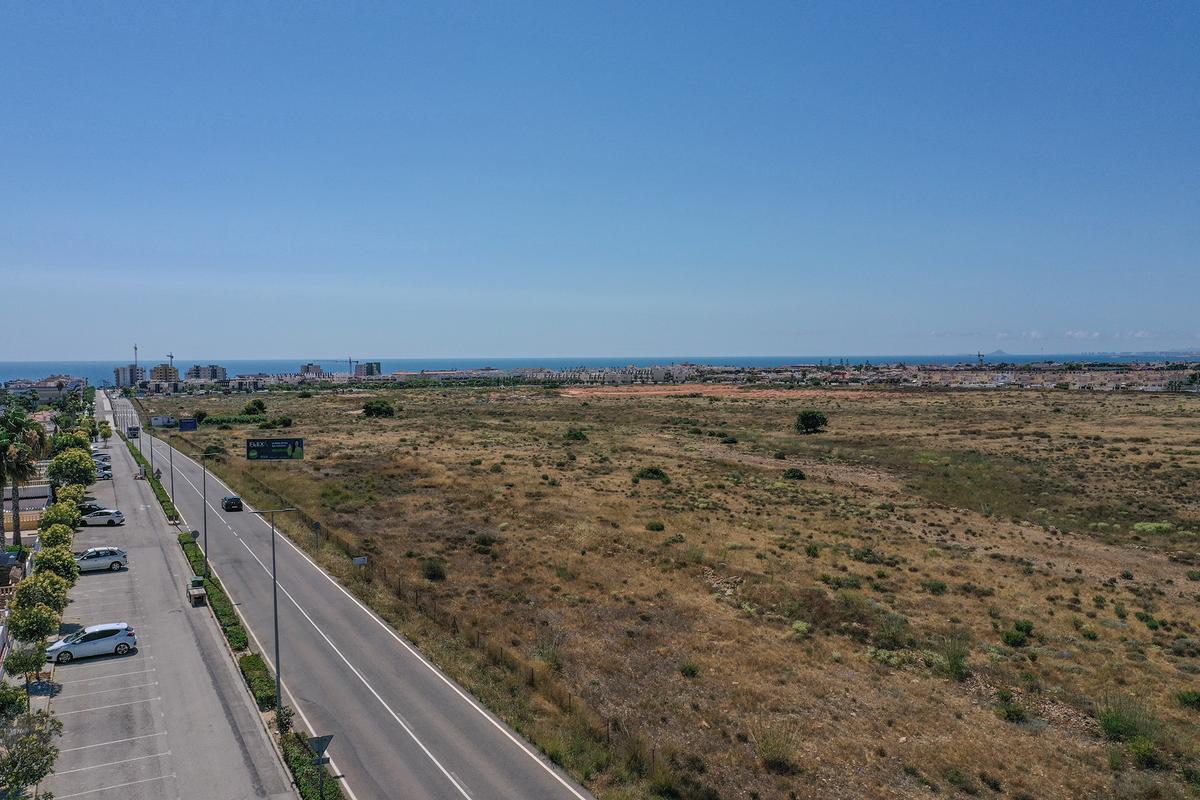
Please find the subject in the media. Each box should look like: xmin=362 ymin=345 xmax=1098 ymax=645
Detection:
xmin=165 ymin=352 xmax=175 ymax=370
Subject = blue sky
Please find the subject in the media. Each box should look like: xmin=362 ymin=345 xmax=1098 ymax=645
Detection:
xmin=2 ymin=2 xmax=1197 ymax=359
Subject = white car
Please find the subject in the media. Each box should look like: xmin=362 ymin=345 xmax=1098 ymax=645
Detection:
xmin=92 ymin=453 xmax=111 ymax=462
xmin=46 ymin=623 xmax=137 ymax=663
xmin=80 ymin=509 xmax=124 ymax=526
xmin=75 ymin=547 xmax=127 ymax=572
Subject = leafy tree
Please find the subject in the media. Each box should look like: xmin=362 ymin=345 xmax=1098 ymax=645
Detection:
xmin=12 ymin=573 xmax=70 ymax=615
xmin=0 ymin=683 xmax=24 ymax=718
xmin=50 ymin=429 xmax=89 ymax=455
xmin=7 ymin=605 xmax=59 ymax=643
xmin=54 ymin=483 xmax=85 ymax=509
xmin=33 ymin=546 xmax=79 ymax=586
xmin=47 ymin=448 xmax=95 ymax=488
xmin=38 ymin=524 xmax=73 ymax=550
xmin=0 ymin=710 xmax=63 ymax=797
xmin=38 ymin=502 xmax=80 ymax=531
xmin=193 ymin=410 xmax=208 ymax=424
xmin=3 ymin=646 xmax=47 ymax=710
xmin=241 ymin=398 xmax=267 ymax=415
xmin=794 ymin=410 xmax=828 ymax=435
xmin=0 ymin=409 xmax=47 ymax=549
xmin=362 ymin=399 xmax=395 ymax=418
xmin=97 ymin=419 xmax=112 ymax=447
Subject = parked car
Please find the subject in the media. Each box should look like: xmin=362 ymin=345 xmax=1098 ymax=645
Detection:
xmin=80 ymin=509 xmax=124 ymax=526
xmin=46 ymin=623 xmax=137 ymax=663
xmin=75 ymin=547 xmax=127 ymax=572
xmin=221 ymin=496 xmax=243 ymax=511
xmin=94 ymin=471 xmax=112 ymax=481
xmin=78 ymin=501 xmax=104 ymax=515
xmin=92 ymin=453 xmax=111 ymax=463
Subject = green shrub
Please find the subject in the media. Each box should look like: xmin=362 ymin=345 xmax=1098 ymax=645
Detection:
xmin=634 ymin=466 xmax=670 ymax=483
xmin=921 ymin=579 xmax=948 ymax=595
xmin=753 ymin=721 xmax=799 ymax=775
xmin=805 ymin=543 xmax=820 ymax=558
xmin=1097 ymin=694 xmax=1159 ymax=742
xmin=12 ymin=573 xmax=69 ymax=614
xmin=280 ymin=732 xmax=345 ymax=800
xmin=995 ymin=688 xmax=1027 ymax=723
xmin=944 ymin=767 xmax=978 ymax=794
xmin=646 ymin=521 xmax=665 ymax=532
xmin=362 ymin=399 xmax=395 ymax=418
xmin=1128 ymin=736 xmax=1162 ymax=769
xmin=239 ymin=653 xmax=275 ymax=710
xmin=177 ymin=534 xmax=249 ymax=651
xmin=782 ymin=468 xmax=806 ymax=480
xmin=34 ymin=545 xmax=79 ymax=585
xmin=55 ymin=484 xmax=86 ymax=509
xmin=421 ymin=559 xmax=446 ymax=581
xmin=564 ymin=428 xmax=588 ymax=442
xmin=242 ymin=398 xmax=267 ymax=416
xmin=39 ymin=501 xmax=80 ymax=531
xmin=1177 ymin=690 xmax=1200 ymax=711
xmin=8 ymin=604 xmax=59 ymax=643
xmin=679 ymin=662 xmax=699 ymax=678
xmin=935 ymin=631 xmax=971 ymax=681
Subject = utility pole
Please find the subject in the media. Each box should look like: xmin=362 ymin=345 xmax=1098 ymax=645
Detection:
xmin=252 ymin=507 xmax=298 ymax=712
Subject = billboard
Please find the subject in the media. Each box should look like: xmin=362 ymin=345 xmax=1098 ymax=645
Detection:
xmin=126 ymin=426 xmax=140 ymax=439
xmin=178 ymin=417 xmax=198 ymax=432
xmin=247 ymin=437 xmax=304 ymax=460
xmin=150 ymin=415 xmax=176 ymax=427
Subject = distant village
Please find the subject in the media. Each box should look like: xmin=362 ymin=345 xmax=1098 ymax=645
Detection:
xmin=4 ymin=358 xmax=1200 ymax=401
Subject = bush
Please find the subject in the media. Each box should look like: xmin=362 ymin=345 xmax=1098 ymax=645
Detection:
xmin=634 ymin=466 xmax=670 ymax=483
xmin=795 ymin=410 xmax=828 ymax=435
xmin=39 ymin=523 xmax=74 ymax=550
xmin=242 ymin=398 xmax=267 ymax=415
xmin=753 ymin=721 xmax=800 ymax=775
xmin=362 ymin=399 xmax=395 ymax=418
xmin=39 ymin=501 xmax=80 ymax=531
xmin=1128 ymin=736 xmax=1163 ymax=769
xmin=935 ymin=631 xmax=971 ymax=681
xmin=921 ymin=580 xmax=948 ymax=595
xmin=55 ymin=484 xmax=86 ymax=509
xmin=1097 ymin=694 xmax=1160 ymax=742
xmin=239 ymin=653 xmax=276 ymax=710
xmin=782 ymin=468 xmax=806 ymax=480
xmin=421 ymin=559 xmax=446 ymax=581
xmin=995 ymin=688 xmax=1027 ymax=723
xmin=34 ymin=545 xmax=79 ymax=585
xmin=12 ymin=573 xmax=70 ymax=614
xmin=944 ymin=768 xmax=978 ymax=795
xmin=281 ymin=731 xmax=346 ymax=800
xmin=679 ymin=661 xmax=699 ymax=678
xmin=1178 ymin=690 xmax=1200 ymax=711
xmin=564 ymin=428 xmax=588 ymax=442
xmin=178 ymin=534 xmax=248 ymax=651
xmin=193 ymin=410 xmax=208 ymax=423
xmin=646 ymin=521 xmax=665 ymax=532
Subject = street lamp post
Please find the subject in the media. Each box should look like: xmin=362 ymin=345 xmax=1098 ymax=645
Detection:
xmin=199 ymin=451 xmax=223 ymax=578
xmin=169 ymin=442 xmax=175 ymax=506
xmin=252 ymin=507 xmax=297 ymax=712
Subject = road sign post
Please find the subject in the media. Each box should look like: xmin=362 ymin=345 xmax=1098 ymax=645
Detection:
xmin=308 ymin=735 xmax=333 ymax=800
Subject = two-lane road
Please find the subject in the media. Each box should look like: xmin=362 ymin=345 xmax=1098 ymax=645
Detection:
xmin=107 ymin=394 xmax=593 ymax=800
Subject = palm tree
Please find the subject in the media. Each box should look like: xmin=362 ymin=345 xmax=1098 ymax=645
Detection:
xmin=0 ymin=410 xmax=47 ymax=550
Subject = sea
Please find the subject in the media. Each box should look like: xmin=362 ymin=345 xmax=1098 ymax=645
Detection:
xmin=1 ymin=353 xmax=1196 ymax=387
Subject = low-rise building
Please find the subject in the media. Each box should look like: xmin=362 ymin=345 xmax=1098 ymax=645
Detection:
xmin=185 ymin=364 xmax=228 ymax=382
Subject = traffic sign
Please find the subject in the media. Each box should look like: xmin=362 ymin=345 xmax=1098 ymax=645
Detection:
xmin=308 ymin=735 xmax=333 ymax=757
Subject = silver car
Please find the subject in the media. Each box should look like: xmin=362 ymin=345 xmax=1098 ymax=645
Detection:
xmin=46 ymin=623 xmax=137 ymax=663
xmin=80 ymin=509 xmax=124 ymax=526
xmin=75 ymin=547 xmax=127 ymax=572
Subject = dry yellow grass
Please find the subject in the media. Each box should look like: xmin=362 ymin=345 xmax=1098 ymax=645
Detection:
xmin=146 ymin=386 xmax=1200 ymax=799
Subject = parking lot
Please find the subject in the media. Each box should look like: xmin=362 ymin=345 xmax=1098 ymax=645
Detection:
xmin=37 ymin=403 xmax=293 ymax=800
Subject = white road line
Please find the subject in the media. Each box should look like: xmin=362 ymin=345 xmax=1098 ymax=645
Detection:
xmin=60 ymin=732 xmax=167 ymax=753
xmin=54 ymin=751 xmax=170 ymax=775
xmin=164 ymin=434 xmax=589 ymax=799
xmin=56 ymin=697 xmax=159 ymax=716
xmin=59 ymin=668 xmax=157 ymax=685
xmin=53 ymin=773 xmax=174 ymax=798
xmin=231 ymin=535 xmax=473 ymax=799
xmin=58 ymin=681 xmax=159 ymax=700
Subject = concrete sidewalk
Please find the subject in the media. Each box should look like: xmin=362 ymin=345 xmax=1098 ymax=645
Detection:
xmin=37 ymin=402 xmax=294 ymax=800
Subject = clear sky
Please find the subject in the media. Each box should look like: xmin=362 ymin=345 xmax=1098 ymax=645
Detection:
xmin=2 ymin=2 xmax=1197 ymax=360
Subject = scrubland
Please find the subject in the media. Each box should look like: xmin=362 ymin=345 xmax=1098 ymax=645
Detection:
xmin=145 ymin=386 xmax=1200 ymax=799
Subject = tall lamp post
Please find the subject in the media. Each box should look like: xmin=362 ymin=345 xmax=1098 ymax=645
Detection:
xmin=198 ymin=451 xmax=223 ymax=578
xmin=251 ymin=507 xmax=297 ymax=712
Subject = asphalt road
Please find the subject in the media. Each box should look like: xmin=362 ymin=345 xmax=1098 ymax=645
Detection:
xmin=108 ymin=393 xmax=595 ymax=800
xmin=40 ymin=394 xmax=292 ymax=800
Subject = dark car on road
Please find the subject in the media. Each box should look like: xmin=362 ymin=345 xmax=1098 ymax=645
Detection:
xmin=221 ymin=496 xmax=243 ymax=511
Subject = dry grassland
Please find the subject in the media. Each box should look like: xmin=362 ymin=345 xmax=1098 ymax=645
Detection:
xmin=146 ymin=386 xmax=1200 ymax=800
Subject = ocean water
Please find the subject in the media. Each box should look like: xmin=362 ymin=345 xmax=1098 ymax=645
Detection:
xmin=1 ymin=353 xmax=1195 ymax=386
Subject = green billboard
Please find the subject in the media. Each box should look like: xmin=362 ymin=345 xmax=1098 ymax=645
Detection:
xmin=246 ymin=437 xmax=304 ymax=460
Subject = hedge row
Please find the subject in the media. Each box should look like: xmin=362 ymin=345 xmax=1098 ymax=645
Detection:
xmin=281 ymin=732 xmax=345 ymax=800
xmin=238 ymin=653 xmax=275 ymax=710
xmin=178 ymin=534 xmax=248 ymax=651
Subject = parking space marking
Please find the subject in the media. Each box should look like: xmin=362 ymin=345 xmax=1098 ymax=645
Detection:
xmin=54 ymin=751 xmax=171 ymax=776
xmin=59 ymin=668 xmax=157 ymax=686
xmin=55 ymin=774 xmax=175 ymax=798
xmin=56 ymin=697 xmax=160 ymax=716
xmin=60 ymin=731 xmax=167 ymax=753
xmin=58 ymin=681 xmax=159 ymax=701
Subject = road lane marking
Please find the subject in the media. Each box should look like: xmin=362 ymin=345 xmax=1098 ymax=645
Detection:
xmin=232 ymin=536 xmax=473 ymax=799
xmin=56 ymin=697 xmax=159 ymax=716
xmin=54 ymin=773 xmax=175 ymax=798
xmin=54 ymin=751 xmax=170 ymax=775
xmin=162 ymin=430 xmax=589 ymax=799
xmin=60 ymin=732 xmax=167 ymax=753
